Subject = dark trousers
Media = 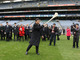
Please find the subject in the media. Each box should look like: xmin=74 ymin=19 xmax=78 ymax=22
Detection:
xmin=20 ymin=36 xmax=24 ymax=41
xmin=45 ymin=34 xmax=49 ymax=40
xmin=67 ymin=36 xmax=70 ymax=40
xmin=14 ymin=34 xmax=18 ymax=41
xmin=42 ymin=35 xmax=46 ymax=41
xmin=50 ymin=34 xmax=56 ymax=46
xmin=6 ymin=32 xmax=9 ymax=41
xmin=1 ymin=33 xmax=5 ymax=40
xmin=73 ymin=38 xmax=79 ymax=48
xmin=57 ymin=35 xmax=60 ymax=40
xmin=29 ymin=32 xmax=32 ymax=38
xmin=26 ymin=44 xmax=39 ymax=53
xmin=25 ymin=34 xmax=29 ymax=40
xmin=1 ymin=36 xmax=5 ymax=40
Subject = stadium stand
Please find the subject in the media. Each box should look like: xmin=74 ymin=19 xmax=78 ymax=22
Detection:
xmin=17 ymin=20 xmax=34 ymax=25
xmin=0 ymin=0 xmax=80 ymax=30
xmin=59 ymin=20 xmax=73 ymax=29
xmin=1 ymin=20 xmax=20 ymax=26
xmin=0 ymin=0 xmax=80 ymax=9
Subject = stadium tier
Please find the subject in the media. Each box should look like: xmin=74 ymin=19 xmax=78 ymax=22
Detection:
xmin=0 ymin=0 xmax=80 ymax=29
xmin=0 ymin=0 xmax=80 ymax=9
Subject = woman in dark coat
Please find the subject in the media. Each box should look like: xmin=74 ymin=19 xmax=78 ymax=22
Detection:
xmin=26 ymin=18 xmax=43 ymax=55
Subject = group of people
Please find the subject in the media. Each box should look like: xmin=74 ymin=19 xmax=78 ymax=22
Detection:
xmin=0 ymin=22 xmax=33 ymax=41
xmin=26 ymin=18 xmax=80 ymax=55
xmin=0 ymin=18 xmax=79 ymax=55
xmin=66 ymin=23 xmax=80 ymax=48
xmin=0 ymin=21 xmax=62 ymax=42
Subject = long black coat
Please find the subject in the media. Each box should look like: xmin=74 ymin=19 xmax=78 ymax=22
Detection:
xmin=73 ymin=28 xmax=79 ymax=42
xmin=29 ymin=23 xmax=43 ymax=46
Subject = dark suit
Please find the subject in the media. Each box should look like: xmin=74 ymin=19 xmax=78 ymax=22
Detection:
xmin=9 ymin=26 xmax=12 ymax=40
xmin=25 ymin=26 xmax=30 ymax=40
xmin=5 ymin=25 xmax=10 ymax=41
xmin=56 ymin=28 xmax=61 ymax=40
xmin=29 ymin=27 xmax=32 ymax=38
xmin=73 ymin=28 xmax=79 ymax=48
xmin=45 ymin=27 xmax=49 ymax=40
xmin=49 ymin=26 xmax=58 ymax=46
xmin=0 ymin=26 xmax=5 ymax=40
xmin=13 ymin=26 xmax=18 ymax=41
xmin=42 ymin=27 xmax=46 ymax=41
xmin=71 ymin=24 xmax=76 ymax=35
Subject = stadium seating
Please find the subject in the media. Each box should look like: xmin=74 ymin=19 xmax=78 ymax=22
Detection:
xmin=40 ymin=20 xmax=60 ymax=27
xmin=17 ymin=20 xmax=34 ymax=25
xmin=72 ymin=21 xmax=80 ymax=26
xmin=0 ymin=0 xmax=79 ymax=10
xmin=59 ymin=20 xmax=80 ymax=29
xmin=1 ymin=20 xmax=19 ymax=26
xmin=0 ymin=21 xmax=5 ymax=23
xmin=59 ymin=20 xmax=73 ymax=29
xmin=0 ymin=20 xmax=80 ymax=30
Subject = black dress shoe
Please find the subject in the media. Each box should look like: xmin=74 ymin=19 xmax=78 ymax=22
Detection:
xmin=73 ymin=47 xmax=75 ymax=48
xmin=49 ymin=44 xmax=51 ymax=46
xmin=77 ymin=47 xmax=79 ymax=48
xmin=26 ymin=52 xmax=28 ymax=55
xmin=36 ymin=53 xmax=40 ymax=55
xmin=54 ymin=45 xmax=56 ymax=46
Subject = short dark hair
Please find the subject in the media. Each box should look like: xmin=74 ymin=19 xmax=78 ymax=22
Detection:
xmin=53 ymin=23 xmax=56 ymax=25
xmin=35 ymin=18 xmax=40 ymax=21
xmin=76 ymin=24 xmax=79 ymax=26
xmin=14 ymin=23 xmax=16 ymax=24
xmin=73 ymin=23 xmax=74 ymax=24
xmin=6 ymin=22 xmax=8 ymax=23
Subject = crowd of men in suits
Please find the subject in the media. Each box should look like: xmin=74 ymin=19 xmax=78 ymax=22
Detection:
xmin=0 ymin=22 xmax=62 ymax=42
xmin=0 ymin=22 xmax=33 ymax=41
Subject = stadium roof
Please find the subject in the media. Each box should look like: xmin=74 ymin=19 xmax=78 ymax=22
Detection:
xmin=0 ymin=0 xmax=34 ymax=3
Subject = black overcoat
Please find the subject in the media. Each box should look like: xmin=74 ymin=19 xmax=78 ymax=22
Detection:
xmin=73 ymin=28 xmax=79 ymax=42
xmin=29 ymin=23 xmax=43 ymax=46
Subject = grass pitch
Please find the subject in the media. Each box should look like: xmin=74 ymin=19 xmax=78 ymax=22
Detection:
xmin=0 ymin=35 xmax=80 ymax=60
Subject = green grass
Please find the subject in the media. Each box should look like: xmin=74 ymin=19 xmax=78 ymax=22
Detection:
xmin=0 ymin=35 xmax=80 ymax=60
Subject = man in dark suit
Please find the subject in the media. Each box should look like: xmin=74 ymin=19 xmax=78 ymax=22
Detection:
xmin=29 ymin=25 xmax=33 ymax=39
xmin=42 ymin=26 xmax=46 ymax=41
xmin=13 ymin=23 xmax=18 ymax=41
xmin=56 ymin=27 xmax=61 ymax=40
xmin=5 ymin=22 xmax=10 ymax=41
xmin=73 ymin=24 xmax=79 ymax=48
xmin=0 ymin=24 xmax=5 ymax=40
xmin=26 ymin=18 xmax=43 ymax=55
xmin=9 ymin=24 xmax=12 ymax=40
xmin=44 ymin=24 xmax=49 ymax=40
xmin=49 ymin=23 xmax=58 ymax=46
xmin=25 ymin=24 xmax=30 ymax=40
xmin=71 ymin=23 xmax=76 ymax=35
